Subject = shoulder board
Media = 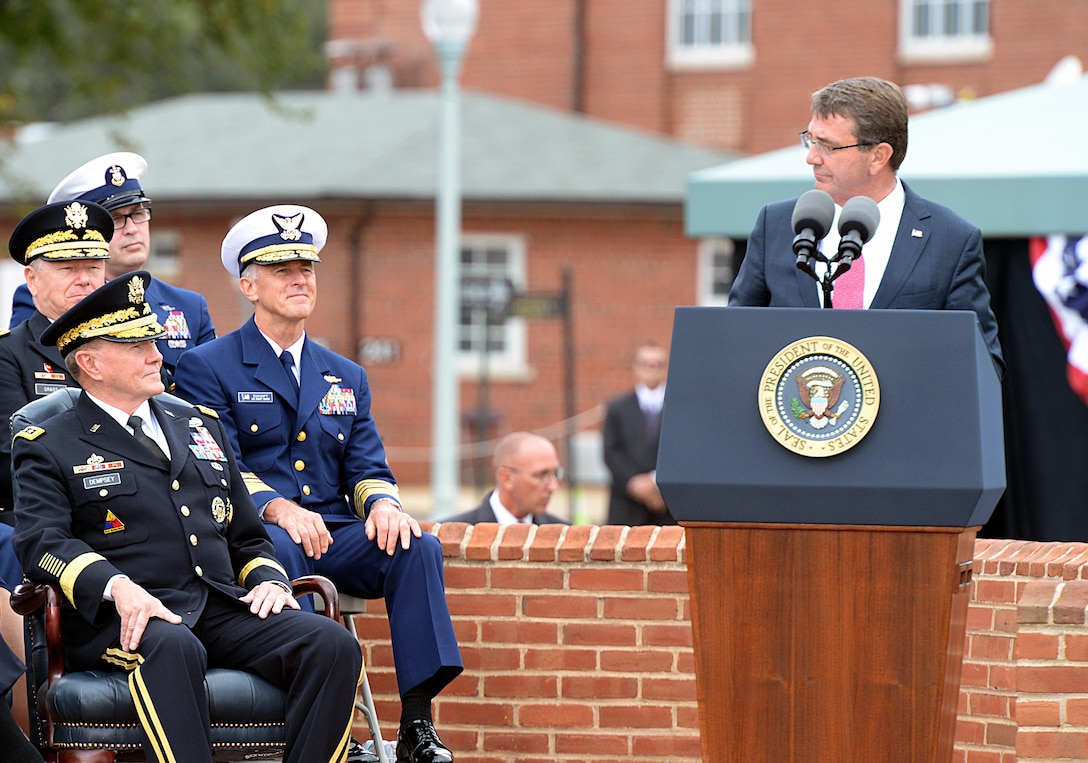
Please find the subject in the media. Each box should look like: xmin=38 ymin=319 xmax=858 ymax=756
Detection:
xmin=0 ymin=329 xmax=10 ymax=339
xmin=195 ymin=405 xmax=219 ymax=419
xmin=13 ymin=425 xmax=45 ymax=442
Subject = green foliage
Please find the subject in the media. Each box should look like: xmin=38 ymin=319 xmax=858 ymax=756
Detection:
xmin=0 ymin=0 xmax=327 ymax=124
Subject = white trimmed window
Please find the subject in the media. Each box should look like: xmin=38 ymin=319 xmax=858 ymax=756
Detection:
xmin=899 ymin=0 xmax=992 ymax=63
xmin=457 ymin=234 xmax=526 ymax=375
xmin=667 ymin=0 xmax=754 ymax=70
xmin=697 ymin=237 xmax=735 ymax=306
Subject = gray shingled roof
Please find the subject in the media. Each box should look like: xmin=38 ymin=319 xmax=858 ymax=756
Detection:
xmin=0 ymin=89 xmax=736 ymax=205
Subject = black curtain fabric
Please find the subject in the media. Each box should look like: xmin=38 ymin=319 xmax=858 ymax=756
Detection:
xmin=982 ymin=238 xmax=1088 ymax=541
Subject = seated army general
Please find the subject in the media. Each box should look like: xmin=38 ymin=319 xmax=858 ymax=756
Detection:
xmin=11 ymin=272 xmax=362 ymax=763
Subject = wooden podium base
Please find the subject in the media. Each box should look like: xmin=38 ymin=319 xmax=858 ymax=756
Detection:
xmin=684 ymin=522 xmax=977 ymax=763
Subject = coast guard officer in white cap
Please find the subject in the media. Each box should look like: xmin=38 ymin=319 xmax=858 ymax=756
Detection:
xmin=174 ymin=205 xmax=462 ymax=763
xmin=10 ymin=152 xmax=216 ymax=390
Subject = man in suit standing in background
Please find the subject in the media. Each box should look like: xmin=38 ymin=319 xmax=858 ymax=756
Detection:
xmin=444 ymin=432 xmax=570 ymax=525
xmin=603 ymin=343 xmax=674 ymax=526
xmin=728 ymin=76 xmax=1003 ymax=376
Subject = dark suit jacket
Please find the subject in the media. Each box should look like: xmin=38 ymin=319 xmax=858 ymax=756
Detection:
xmin=11 ymin=393 xmax=289 ymax=669
xmin=443 ymin=491 xmax=570 ymax=525
xmin=729 ymin=182 xmax=1004 ymax=376
xmin=602 ymin=391 xmax=675 ymax=526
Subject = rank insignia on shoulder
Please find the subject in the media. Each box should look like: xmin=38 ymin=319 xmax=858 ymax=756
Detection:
xmin=195 ymin=405 xmax=219 ymax=419
xmin=14 ymin=425 xmax=45 ymax=441
xmin=0 ymin=329 xmax=10 ymax=338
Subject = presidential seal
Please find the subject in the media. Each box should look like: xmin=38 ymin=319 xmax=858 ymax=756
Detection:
xmin=758 ymin=336 xmax=880 ymax=457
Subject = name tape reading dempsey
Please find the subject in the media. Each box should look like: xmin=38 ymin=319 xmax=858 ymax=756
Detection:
xmin=758 ymin=336 xmax=880 ymax=457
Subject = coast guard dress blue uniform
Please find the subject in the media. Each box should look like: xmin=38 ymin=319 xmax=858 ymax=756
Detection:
xmin=173 ymin=204 xmax=461 ymax=705
xmin=175 ymin=317 xmax=463 ymax=696
xmin=12 ymin=272 xmax=361 ymax=763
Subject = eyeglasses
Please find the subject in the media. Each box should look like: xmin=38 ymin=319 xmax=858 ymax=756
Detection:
xmin=110 ymin=207 xmax=152 ymax=228
xmin=502 ymin=466 xmax=565 ymax=483
xmin=799 ymin=131 xmax=875 ymax=154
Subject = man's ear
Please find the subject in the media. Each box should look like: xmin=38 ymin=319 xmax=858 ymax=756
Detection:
xmin=73 ymin=347 xmax=103 ymax=382
xmin=868 ymin=142 xmax=894 ymax=175
xmin=238 ymin=276 xmax=259 ymax=304
xmin=23 ymin=266 xmax=38 ymax=297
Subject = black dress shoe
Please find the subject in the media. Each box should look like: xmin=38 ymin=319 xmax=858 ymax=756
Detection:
xmin=347 ymin=736 xmax=381 ymax=763
xmin=396 ymin=719 xmax=453 ymax=763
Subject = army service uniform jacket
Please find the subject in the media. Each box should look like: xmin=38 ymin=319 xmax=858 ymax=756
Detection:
xmin=0 ymin=311 xmax=79 ymax=517
xmin=11 ymin=392 xmax=290 ymax=670
xmin=9 ymin=279 xmax=216 ymax=390
xmin=173 ymin=315 xmax=399 ymax=521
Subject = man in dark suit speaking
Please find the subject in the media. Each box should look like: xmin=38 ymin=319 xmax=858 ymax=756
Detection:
xmin=729 ymin=76 xmax=1003 ymax=376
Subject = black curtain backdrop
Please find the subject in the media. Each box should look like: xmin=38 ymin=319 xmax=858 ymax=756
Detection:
xmin=982 ymin=239 xmax=1088 ymax=541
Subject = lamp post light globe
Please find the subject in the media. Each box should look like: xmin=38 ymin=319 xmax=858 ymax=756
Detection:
xmin=424 ymin=0 xmax=477 ymax=517
xmin=421 ymin=0 xmax=479 ymax=48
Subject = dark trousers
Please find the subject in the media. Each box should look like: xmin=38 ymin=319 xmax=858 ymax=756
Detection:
xmin=267 ymin=520 xmax=463 ymax=696
xmin=102 ymin=592 xmax=361 ymax=763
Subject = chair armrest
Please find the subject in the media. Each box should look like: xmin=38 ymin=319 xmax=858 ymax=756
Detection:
xmin=11 ymin=582 xmax=67 ymax=691
xmin=290 ymin=574 xmax=339 ymax=620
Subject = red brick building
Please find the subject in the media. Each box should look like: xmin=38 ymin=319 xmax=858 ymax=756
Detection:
xmin=327 ymin=0 xmax=1087 ymax=155
xmin=0 ymin=90 xmax=732 ymax=517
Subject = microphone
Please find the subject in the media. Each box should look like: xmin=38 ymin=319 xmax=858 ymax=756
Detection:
xmin=834 ymin=196 xmax=880 ymax=270
xmin=791 ymin=189 xmax=835 ymax=278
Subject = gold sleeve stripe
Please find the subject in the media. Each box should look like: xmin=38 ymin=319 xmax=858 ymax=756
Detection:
xmin=352 ymin=479 xmax=400 ymax=518
xmin=102 ymin=647 xmax=142 ymax=671
xmin=57 ymin=552 xmax=108 ymax=604
xmin=237 ymin=557 xmax=289 ymax=587
xmin=130 ymin=666 xmax=177 ymax=763
xmin=242 ymin=472 xmax=275 ymax=496
xmin=38 ymin=552 xmax=66 ymax=579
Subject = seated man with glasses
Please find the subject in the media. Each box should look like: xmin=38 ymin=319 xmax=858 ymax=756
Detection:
xmin=9 ymin=152 xmax=216 ymax=390
xmin=729 ymin=76 xmax=1003 ymax=376
xmin=443 ymin=432 xmax=571 ymax=526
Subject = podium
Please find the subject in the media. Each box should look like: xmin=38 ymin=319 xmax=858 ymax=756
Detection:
xmin=656 ymin=307 xmax=1004 ymax=763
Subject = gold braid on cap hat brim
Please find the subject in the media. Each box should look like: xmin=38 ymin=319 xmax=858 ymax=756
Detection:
xmin=55 ymin=305 xmax=164 ymax=355
xmin=26 ymin=230 xmax=110 ymax=262
xmin=238 ymin=243 xmax=321 ymax=268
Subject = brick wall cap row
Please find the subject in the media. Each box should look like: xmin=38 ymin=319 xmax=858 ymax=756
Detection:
xmin=421 ymin=521 xmax=686 ymax=564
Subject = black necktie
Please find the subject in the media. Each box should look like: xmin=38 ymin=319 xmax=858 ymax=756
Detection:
xmin=127 ymin=414 xmax=169 ymax=466
xmin=280 ymin=350 xmax=300 ymax=394
xmin=644 ymin=404 xmax=661 ymax=441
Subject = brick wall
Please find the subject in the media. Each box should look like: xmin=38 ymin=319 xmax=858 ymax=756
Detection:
xmin=329 ymin=0 xmax=1088 ymax=155
xmin=351 ymin=526 xmax=1088 ymax=762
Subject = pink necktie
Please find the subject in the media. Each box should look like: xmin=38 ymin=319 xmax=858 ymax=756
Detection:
xmin=832 ymin=255 xmax=865 ymax=309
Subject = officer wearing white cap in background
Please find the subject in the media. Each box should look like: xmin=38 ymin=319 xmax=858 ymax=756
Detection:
xmin=0 ymin=200 xmax=113 ymax=530
xmin=9 ymin=152 xmax=216 ymax=390
xmin=174 ymin=205 xmax=463 ymax=763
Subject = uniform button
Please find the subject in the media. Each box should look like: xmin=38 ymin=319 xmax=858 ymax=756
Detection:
xmin=338 ymin=433 xmax=345 ymax=442
xmin=99 ymin=489 xmax=109 ymax=497
xmin=181 ymin=506 xmax=190 ymax=517
xmin=296 ymin=431 xmax=306 ymax=442
xmin=189 ymin=534 xmax=198 ymax=546
xmin=195 ymin=566 xmax=203 ymax=576
xmin=251 ymin=423 xmax=259 ymax=433
xmin=221 ymin=479 xmax=228 ymax=487
xmin=294 ymin=460 xmax=305 ymax=471
xmin=303 ymin=485 xmax=311 ymax=496
xmin=171 ymin=480 xmax=180 ymax=491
